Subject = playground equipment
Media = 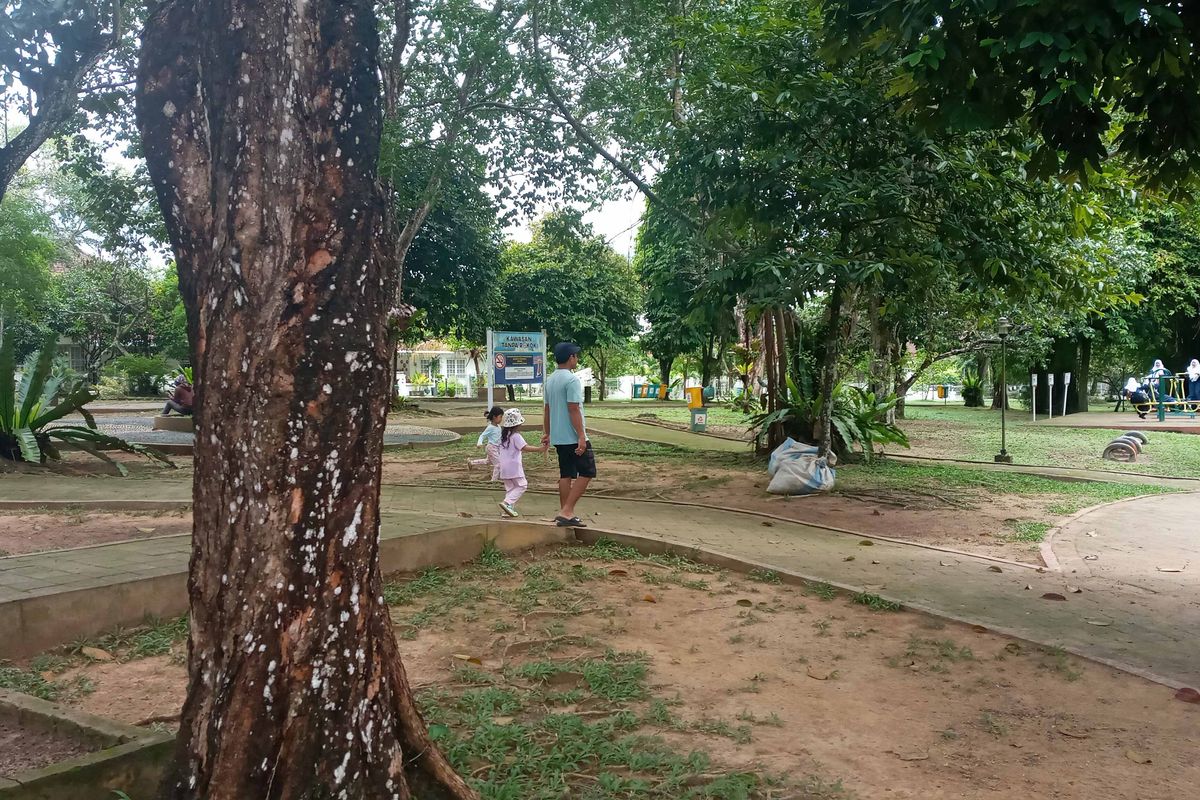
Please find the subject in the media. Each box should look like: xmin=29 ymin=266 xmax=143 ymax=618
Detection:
xmin=1102 ymin=431 xmax=1148 ymax=462
xmin=1130 ymin=373 xmax=1199 ymax=421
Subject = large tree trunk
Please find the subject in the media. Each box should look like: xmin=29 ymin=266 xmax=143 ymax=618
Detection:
xmin=815 ymin=282 xmax=847 ymax=458
xmin=136 ymin=2 xmax=475 ymax=798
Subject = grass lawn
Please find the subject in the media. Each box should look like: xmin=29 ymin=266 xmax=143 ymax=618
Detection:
xmin=900 ymin=403 xmax=1200 ymax=479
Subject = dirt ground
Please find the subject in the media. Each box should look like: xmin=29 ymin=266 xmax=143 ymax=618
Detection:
xmin=0 ymin=717 xmax=96 ymax=775
xmin=49 ymin=548 xmax=1200 ymax=799
xmin=382 ymin=454 xmax=1066 ymax=564
xmin=0 ymin=510 xmax=192 ymax=556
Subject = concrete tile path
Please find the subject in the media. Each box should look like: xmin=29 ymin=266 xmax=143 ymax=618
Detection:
xmin=2 ymin=474 xmax=1197 ymax=688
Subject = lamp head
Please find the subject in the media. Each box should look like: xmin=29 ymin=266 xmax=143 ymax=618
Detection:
xmin=997 ymin=316 xmax=1012 ymax=339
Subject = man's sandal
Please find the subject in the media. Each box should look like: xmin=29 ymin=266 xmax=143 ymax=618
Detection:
xmin=555 ymin=516 xmax=586 ymax=528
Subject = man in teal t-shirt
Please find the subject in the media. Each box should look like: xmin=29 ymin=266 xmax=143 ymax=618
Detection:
xmin=543 ymin=341 xmax=595 ymax=527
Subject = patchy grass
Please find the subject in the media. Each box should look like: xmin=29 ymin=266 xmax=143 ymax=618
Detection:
xmin=850 ymin=592 xmax=902 ymax=612
xmin=1006 ymin=520 xmax=1051 ymax=543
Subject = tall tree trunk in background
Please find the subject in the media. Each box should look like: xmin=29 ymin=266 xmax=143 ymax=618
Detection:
xmin=657 ymin=356 xmax=674 ymax=399
xmin=137 ymin=3 xmax=474 ymax=798
xmin=1077 ymin=334 xmax=1092 ymax=413
xmin=815 ymin=282 xmax=847 ymax=458
xmin=989 ymin=344 xmax=1009 ymax=409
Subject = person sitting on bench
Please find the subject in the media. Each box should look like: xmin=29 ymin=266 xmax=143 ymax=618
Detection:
xmin=163 ymin=375 xmax=194 ymax=416
xmin=1187 ymin=359 xmax=1200 ymax=403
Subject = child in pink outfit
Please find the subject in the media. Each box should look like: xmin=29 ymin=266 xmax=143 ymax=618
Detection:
xmin=496 ymin=408 xmax=547 ymax=517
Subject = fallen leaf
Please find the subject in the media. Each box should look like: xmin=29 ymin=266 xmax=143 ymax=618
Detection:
xmin=1084 ymin=618 xmax=1113 ymax=627
xmin=871 ymin=560 xmax=881 ymax=565
xmin=761 ymin=521 xmax=775 ymax=527
xmin=1124 ymin=750 xmax=1152 ymax=765
xmin=1083 ymin=555 xmax=1099 ymax=561
xmin=491 ymin=716 xmax=515 ymax=726
xmin=451 ymin=653 xmax=483 ymax=665
xmin=806 ymin=666 xmax=833 ymax=680
xmin=767 ymin=539 xmax=781 ymax=544
xmin=971 ymin=625 xmax=987 ymax=634
xmin=1041 ymin=592 xmax=1067 ymax=601
xmin=1036 ymin=567 xmax=1048 ymax=574
xmin=843 ymin=555 xmax=855 ymax=562
xmin=458 ymin=512 xmax=473 ymax=518
xmin=80 ymin=646 xmax=114 ymax=662
xmin=859 ymin=540 xmax=874 ymax=546
xmin=872 ymin=510 xmax=881 ymax=516
xmin=642 ymin=594 xmax=657 ymax=603
xmin=135 ymin=527 xmax=156 ymax=533
xmin=987 ymin=566 xmax=1003 ymax=573
xmin=1004 ymin=643 xmax=1022 ymax=654
xmin=1156 ymin=565 xmax=1186 ymax=573
xmin=1174 ymin=687 xmax=1200 ymax=704
xmin=736 ymin=599 xmax=754 ymax=607
xmin=1057 ymin=727 xmax=1090 ymax=739
xmin=1067 ymin=586 xmax=1083 ymax=594
xmin=608 ymin=569 xmax=628 ymax=577
xmin=1024 ymin=584 xmax=1033 ymax=590
xmin=939 ymin=560 xmax=957 ymax=567
xmin=887 ymin=749 xmax=929 ymax=761
xmin=1085 ymin=530 xmax=1097 ymax=537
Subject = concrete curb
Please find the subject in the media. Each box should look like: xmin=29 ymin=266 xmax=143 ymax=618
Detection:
xmin=380 ymin=482 xmax=1047 ymax=571
xmin=0 ymin=521 xmax=570 ymax=660
xmin=1038 ymin=489 xmax=1200 ymax=575
xmin=888 ymin=452 xmax=1200 ymax=485
xmin=0 ymin=688 xmax=172 ymax=799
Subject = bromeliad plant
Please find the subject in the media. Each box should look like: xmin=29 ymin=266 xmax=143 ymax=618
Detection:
xmin=751 ymin=379 xmax=909 ymax=463
xmin=0 ymin=334 xmax=174 ymax=475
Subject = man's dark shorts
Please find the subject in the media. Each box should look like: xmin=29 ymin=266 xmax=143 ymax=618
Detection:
xmin=555 ymin=441 xmax=597 ymax=479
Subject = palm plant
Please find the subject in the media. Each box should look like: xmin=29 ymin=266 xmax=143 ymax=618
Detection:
xmin=960 ymin=367 xmax=984 ymax=407
xmin=1 ymin=333 xmax=173 ymax=474
xmin=751 ymin=380 xmax=908 ymax=463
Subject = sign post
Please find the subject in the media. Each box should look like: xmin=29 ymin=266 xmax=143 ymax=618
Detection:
xmin=1031 ymin=373 xmax=1038 ymax=421
xmin=1047 ymin=373 xmax=1055 ymax=420
xmin=487 ymin=330 xmax=547 ymax=409
xmin=1062 ymin=372 xmax=1072 ymax=417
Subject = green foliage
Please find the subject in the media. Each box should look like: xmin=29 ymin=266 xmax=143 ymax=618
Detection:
xmin=493 ymin=211 xmax=641 ymax=351
xmin=828 ymin=0 xmax=1200 ymax=188
xmin=752 ymin=380 xmax=908 ymax=462
xmin=108 ymin=354 xmax=172 ymax=396
xmin=960 ymin=368 xmax=984 ymax=407
xmin=0 ymin=190 xmax=57 ymax=349
xmin=0 ymin=332 xmax=173 ymax=473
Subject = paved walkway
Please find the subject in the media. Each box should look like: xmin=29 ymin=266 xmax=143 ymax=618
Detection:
xmin=1 ymin=475 xmax=1197 ymax=688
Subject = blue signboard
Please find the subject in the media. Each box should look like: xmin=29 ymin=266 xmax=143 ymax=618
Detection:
xmin=492 ymin=331 xmax=545 ymax=385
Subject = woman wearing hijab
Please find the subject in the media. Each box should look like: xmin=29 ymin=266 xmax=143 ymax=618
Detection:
xmin=1186 ymin=358 xmax=1200 ymax=403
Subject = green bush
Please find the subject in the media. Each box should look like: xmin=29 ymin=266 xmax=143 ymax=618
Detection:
xmin=109 ymin=354 xmax=172 ymax=396
xmin=1 ymin=333 xmax=174 ymax=473
xmin=961 ymin=368 xmax=984 ymax=407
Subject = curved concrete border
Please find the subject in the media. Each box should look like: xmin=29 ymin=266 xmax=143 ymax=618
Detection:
xmin=1039 ymin=489 xmax=1200 ymax=574
xmin=888 ymin=452 xmax=1200 ymax=486
xmin=381 ymin=481 xmax=1047 ymax=570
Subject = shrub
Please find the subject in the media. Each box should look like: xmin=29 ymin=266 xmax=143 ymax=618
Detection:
xmin=961 ymin=368 xmax=984 ymax=407
xmin=110 ymin=354 xmax=173 ymax=397
xmin=1 ymin=333 xmax=174 ymax=473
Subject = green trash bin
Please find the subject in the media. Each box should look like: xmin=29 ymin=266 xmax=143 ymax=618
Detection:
xmin=690 ymin=407 xmax=708 ymax=432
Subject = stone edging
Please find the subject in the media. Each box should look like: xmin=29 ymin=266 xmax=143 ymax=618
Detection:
xmin=1038 ymin=489 xmax=1200 ymax=574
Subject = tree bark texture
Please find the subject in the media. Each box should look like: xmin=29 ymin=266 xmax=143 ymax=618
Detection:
xmin=136 ymin=3 xmax=475 ymax=798
xmin=815 ymin=282 xmax=847 ymax=458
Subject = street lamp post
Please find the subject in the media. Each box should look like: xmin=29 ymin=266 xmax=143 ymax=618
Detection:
xmin=994 ymin=316 xmax=1013 ymax=464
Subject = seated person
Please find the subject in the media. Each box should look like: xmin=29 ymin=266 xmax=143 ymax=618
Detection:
xmin=1187 ymin=359 xmax=1200 ymax=403
xmin=1124 ymin=377 xmax=1151 ymax=419
xmin=163 ymin=375 xmax=194 ymax=416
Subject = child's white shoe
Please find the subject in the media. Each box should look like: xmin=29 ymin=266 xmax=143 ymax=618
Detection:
xmin=498 ymin=502 xmax=519 ymax=518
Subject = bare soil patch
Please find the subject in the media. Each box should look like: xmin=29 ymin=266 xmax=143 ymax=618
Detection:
xmin=43 ymin=546 xmax=1200 ymax=798
xmin=0 ymin=717 xmax=97 ymax=775
xmin=0 ymin=510 xmax=191 ymax=557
